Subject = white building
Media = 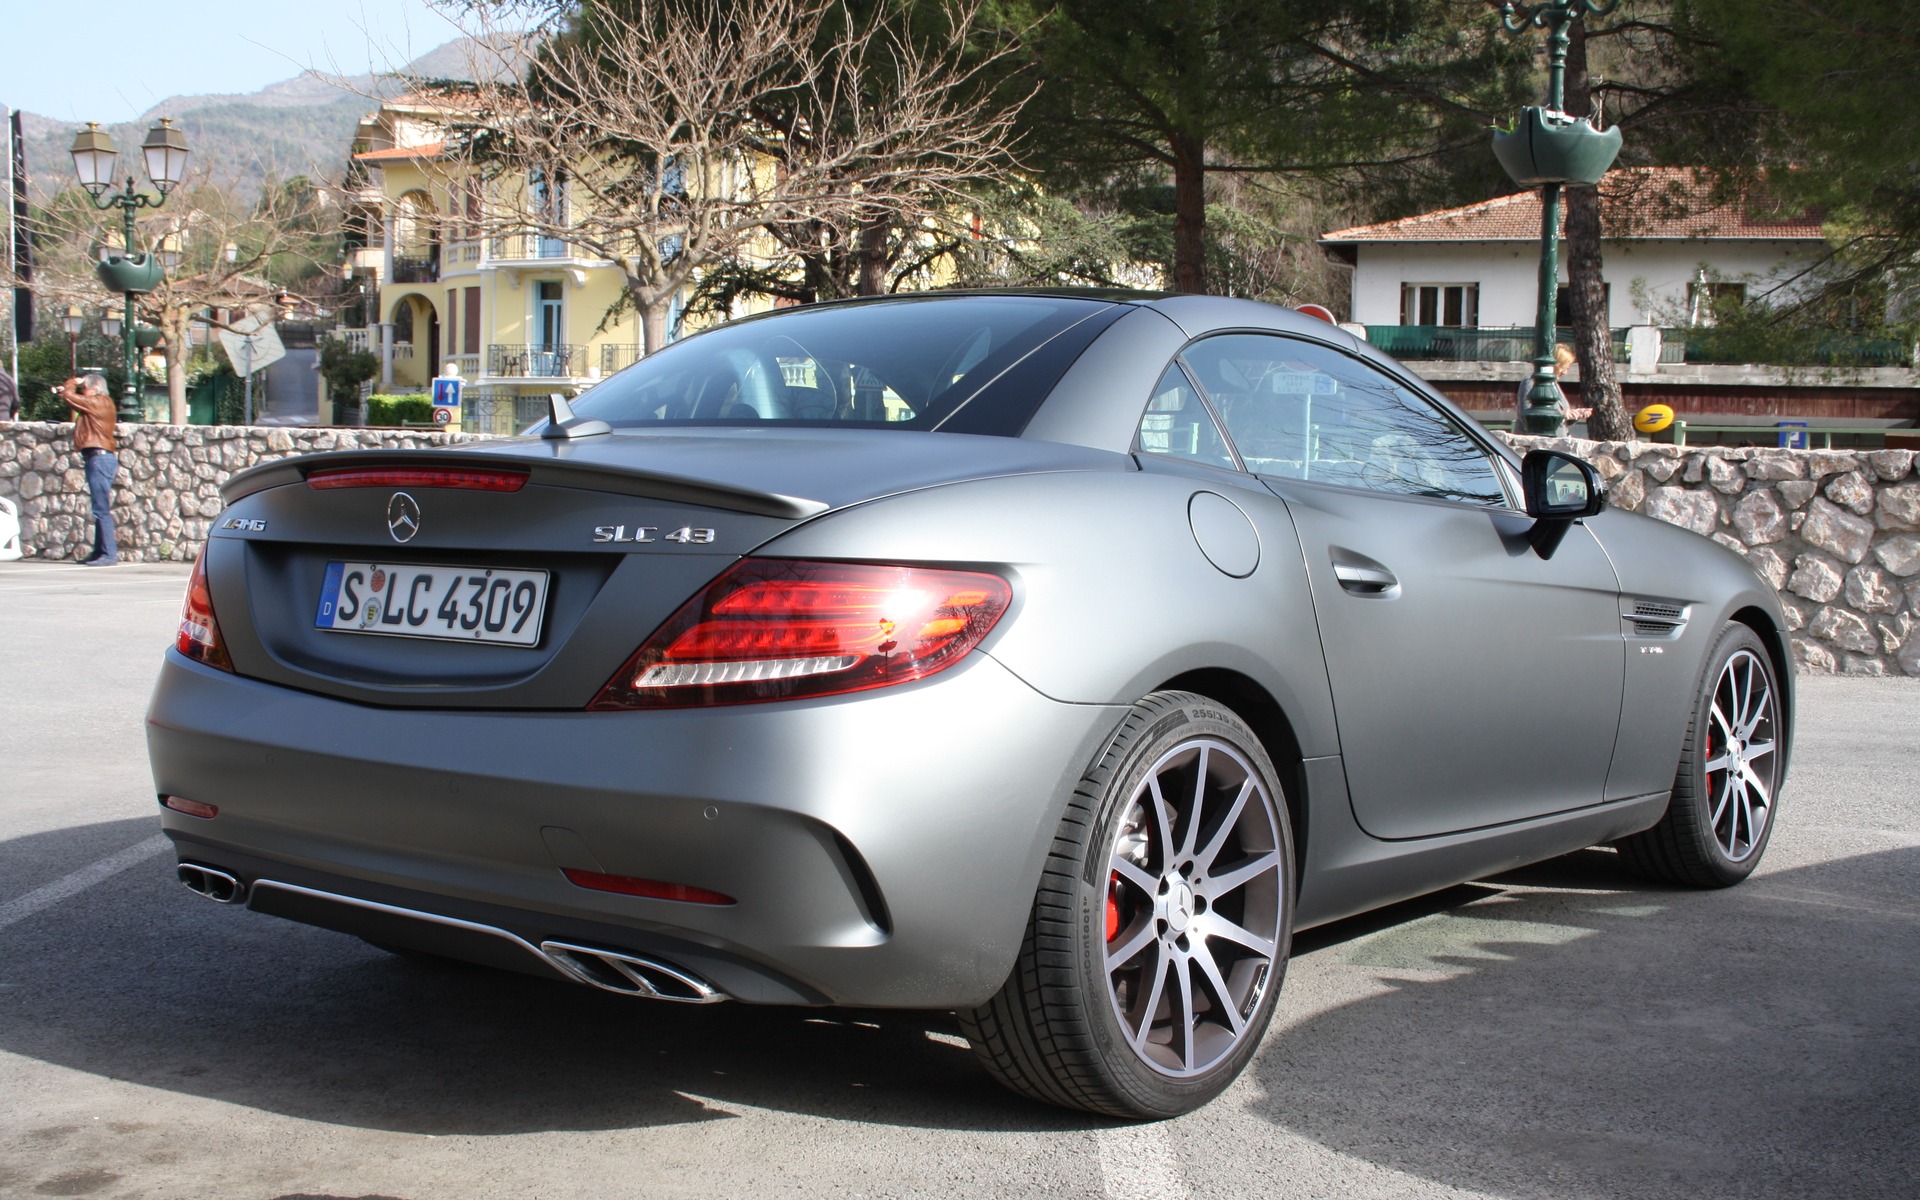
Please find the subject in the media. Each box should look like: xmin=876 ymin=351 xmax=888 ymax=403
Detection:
xmin=1321 ymin=168 xmax=1827 ymax=330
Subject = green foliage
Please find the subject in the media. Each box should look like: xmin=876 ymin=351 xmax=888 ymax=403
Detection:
xmin=987 ymin=0 xmax=1530 ymax=291
xmin=1679 ymin=0 xmax=1920 ymax=294
xmin=11 ymin=331 xmax=128 ymax=421
xmin=318 ymin=339 xmax=381 ymax=405
xmin=365 ymin=394 xmax=435 ymax=426
xmin=1634 ymin=266 xmax=1917 ymax=369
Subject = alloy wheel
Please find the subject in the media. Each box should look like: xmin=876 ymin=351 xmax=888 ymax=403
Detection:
xmin=1103 ymin=737 xmax=1285 ymax=1077
xmin=1703 ymin=648 xmax=1778 ymax=862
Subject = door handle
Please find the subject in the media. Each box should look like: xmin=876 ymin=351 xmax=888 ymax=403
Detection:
xmin=1333 ymin=561 xmax=1399 ymax=595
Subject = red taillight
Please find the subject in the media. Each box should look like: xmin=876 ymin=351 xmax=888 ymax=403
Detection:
xmin=305 ymin=466 xmax=528 ymax=492
xmin=176 ymin=547 xmax=233 ymax=672
xmin=590 ymin=559 xmax=1013 ymax=710
xmin=562 ymin=868 xmax=735 ymax=906
xmin=163 ymin=796 xmax=219 ymax=819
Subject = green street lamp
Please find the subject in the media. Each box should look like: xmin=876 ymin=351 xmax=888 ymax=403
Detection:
xmin=61 ymin=305 xmax=85 ymax=375
xmin=69 ymin=117 xmax=191 ymax=423
xmin=1495 ymin=1 xmax=1623 ymax=437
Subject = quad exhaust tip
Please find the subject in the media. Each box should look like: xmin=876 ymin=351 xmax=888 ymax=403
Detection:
xmin=177 ymin=863 xmax=246 ymax=904
xmin=539 ymin=940 xmax=727 ymax=1003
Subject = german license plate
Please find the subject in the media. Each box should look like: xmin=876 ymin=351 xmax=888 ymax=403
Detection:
xmin=315 ymin=562 xmax=549 ymax=646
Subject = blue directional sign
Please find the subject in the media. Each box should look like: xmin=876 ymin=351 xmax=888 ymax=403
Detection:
xmin=432 ymin=376 xmax=463 ymax=427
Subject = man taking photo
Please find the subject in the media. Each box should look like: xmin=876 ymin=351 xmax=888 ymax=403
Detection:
xmin=56 ymin=374 xmax=120 ymax=565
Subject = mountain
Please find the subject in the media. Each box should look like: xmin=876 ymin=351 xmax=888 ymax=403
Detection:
xmin=11 ymin=36 xmax=528 ymax=201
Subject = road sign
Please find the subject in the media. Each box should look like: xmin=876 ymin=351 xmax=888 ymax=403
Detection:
xmin=432 ymin=375 xmax=462 ymax=430
xmin=217 ymin=308 xmax=285 ymax=376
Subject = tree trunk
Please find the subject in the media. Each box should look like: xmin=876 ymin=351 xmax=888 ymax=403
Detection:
xmin=1170 ymin=131 xmax=1207 ymax=294
xmin=163 ymin=308 xmax=191 ymax=426
xmin=638 ymin=293 xmax=671 ymax=356
xmin=856 ymin=211 xmax=891 ymax=297
xmin=1564 ymin=21 xmax=1631 ymax=440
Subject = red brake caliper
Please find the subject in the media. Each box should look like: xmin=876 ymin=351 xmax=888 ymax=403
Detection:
xmin=1106 ymin=871 xmax=1122 ymax=942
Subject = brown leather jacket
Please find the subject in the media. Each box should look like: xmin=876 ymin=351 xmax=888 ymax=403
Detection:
xmin=61 ymin=384 xmax=118 ymax=452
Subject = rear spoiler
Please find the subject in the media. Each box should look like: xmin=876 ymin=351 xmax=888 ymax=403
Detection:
xmin=220 ymin=448 xmax=830 ymax=520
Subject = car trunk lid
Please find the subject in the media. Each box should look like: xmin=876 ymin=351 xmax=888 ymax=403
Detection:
xmin=204 ymin=429 xmax=1126 ymax=709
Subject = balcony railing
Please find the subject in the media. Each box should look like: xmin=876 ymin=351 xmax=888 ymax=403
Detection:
xmin=1362 ymin=325 xmax=1629 ymax=363
xmin=332 ymin=330 xmax=414 ymax=358
xmin=1662 ymin=329 xmax=1914 ymax=369
xmin=489 ymin=232 xmax=577 ymax=261
xmin=467 ymin=391 xmax=556 ymax=436
xmin=392 ymin=255 xmax=439 ymax=284
xmin=443 ymin=353 xmax=482 ymax=379
xmin=489 ymin=344 xmax=584 ymax=378
xmin=1364 ymin=324 xmax=1915 ymax=370
xmin=600 ymin=344 xmax=643 ymax=374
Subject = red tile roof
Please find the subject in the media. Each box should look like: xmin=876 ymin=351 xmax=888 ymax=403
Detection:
xmin=353 ymin=142 xmax=446 ymax=163
xmin=1321 ymin=168 xmax=1824 ymax=243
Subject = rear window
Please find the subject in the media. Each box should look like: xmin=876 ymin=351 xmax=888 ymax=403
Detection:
xmin=570 ymin=295 xmax=1122 ymax=436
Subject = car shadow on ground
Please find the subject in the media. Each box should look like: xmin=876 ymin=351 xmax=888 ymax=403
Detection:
xmin=0 ymin=818 xmax=1091 ymax=1136
xmin=1250 ymin=846 xmax=1920 ymax=1200
xmin=7 ymin=819 xmax=1916 ymax=1171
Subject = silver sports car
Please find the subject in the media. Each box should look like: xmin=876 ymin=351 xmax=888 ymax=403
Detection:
xmin=149 ymin=291 xmax=1791 ymax=1118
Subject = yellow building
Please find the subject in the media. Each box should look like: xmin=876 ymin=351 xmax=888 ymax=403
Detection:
xmin=337 ymin=95 xmax=672 ymax=434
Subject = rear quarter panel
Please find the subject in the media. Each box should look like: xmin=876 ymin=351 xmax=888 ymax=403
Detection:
xmin=760 ymin=466 xmax=1341 ymax=757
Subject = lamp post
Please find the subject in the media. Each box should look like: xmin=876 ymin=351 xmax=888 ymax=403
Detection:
xmin=69 ymin=117 xmax=190 ymax=423
xmin=1495 ymin=1 xmax=1620 ymax=436
xmin=62 ymin=306 xmax=84 ymax=375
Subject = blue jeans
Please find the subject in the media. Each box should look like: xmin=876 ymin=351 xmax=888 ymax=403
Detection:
xmin=82 ymin=449 xmax=119 ymax=562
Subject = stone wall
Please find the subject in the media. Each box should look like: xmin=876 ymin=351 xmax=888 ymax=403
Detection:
xmin=0 ymin=423 xmax=489 ymax=565
xmin=3 ymin=421 xmax=1918 ymax=676
xmin=1504 ymin=434 xmax=1920 ymax=677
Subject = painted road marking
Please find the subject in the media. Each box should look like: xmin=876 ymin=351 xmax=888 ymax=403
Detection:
xmin=0 ymin=835 xmax=169 ymax=933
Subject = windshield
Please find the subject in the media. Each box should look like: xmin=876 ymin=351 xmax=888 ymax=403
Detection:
xmin=569 ymin=295 xmax=1123 ymax=436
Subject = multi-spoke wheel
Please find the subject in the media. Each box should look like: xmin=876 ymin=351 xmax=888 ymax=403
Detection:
xmin=958 ymin=692 xmax=1293 ymax=1118
xmin=1618 ymin=623 xmax=1786 ymax=887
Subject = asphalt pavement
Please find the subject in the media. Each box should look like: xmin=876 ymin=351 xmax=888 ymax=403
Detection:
xmin=2 ymin=558 xmax=1915 ymax=1199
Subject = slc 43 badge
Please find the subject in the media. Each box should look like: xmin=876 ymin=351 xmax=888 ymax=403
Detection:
xmin=593 ymin=525 xmax=716 ymax=545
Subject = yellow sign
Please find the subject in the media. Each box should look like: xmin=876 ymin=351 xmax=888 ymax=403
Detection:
xmin=1634 ymin=404 xmax=1676 ymax=435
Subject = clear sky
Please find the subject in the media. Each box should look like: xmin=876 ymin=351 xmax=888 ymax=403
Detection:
xmin=2 ymin=0 xmax=498 ymax=123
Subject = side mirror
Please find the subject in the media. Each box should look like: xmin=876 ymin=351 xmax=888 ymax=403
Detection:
xmin=1521 ymin=450 xmax=1605 ymax=558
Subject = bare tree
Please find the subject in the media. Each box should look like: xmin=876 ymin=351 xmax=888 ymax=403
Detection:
xmin=441 ymin=0 xmax=1026 ymax=352
xmin=32 ymin=174 xmax=333 ymax=424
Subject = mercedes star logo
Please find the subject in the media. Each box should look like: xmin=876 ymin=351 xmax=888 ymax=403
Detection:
xmin=387 ymin=492 xmax=422 ymax=543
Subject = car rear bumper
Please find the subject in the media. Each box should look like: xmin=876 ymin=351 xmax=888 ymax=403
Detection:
xmin=147 ymin=650 xmax=1125 ymax=1008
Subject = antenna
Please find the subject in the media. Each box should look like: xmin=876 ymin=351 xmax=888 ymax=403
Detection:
xmin=540 ymin=392 xmax=611 ymax=439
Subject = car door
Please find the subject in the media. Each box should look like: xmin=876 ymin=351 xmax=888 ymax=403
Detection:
xmin=1182 ymin=333 xmax=1624 ymax=840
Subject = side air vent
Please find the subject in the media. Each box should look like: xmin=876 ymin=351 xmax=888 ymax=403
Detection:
xmin=1632 ymin=600 xmax=1689 ymax=638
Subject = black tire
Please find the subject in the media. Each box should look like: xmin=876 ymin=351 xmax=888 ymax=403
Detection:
xmin=957 ymin=691 xmax=1294 ymax=1118
xmin=1617 ymin=622 xmax=1784 ymax=887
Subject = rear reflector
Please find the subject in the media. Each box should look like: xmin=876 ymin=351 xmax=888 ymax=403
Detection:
xmin=306 ymin=466 xmax=529 ymax=492
xmin=562 ymin=868 xmax=735 ymax=906
xmin=590 ymin=559 xmax=1013 ymax=710
xmin=176 ymin=546 xmax=233 ymax=672
xmin=163 ymin=796 xmax=219 ymax=819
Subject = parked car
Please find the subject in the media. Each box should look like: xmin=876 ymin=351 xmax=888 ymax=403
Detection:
xmin=149 ymin=290 xmax=1791 ymax=1118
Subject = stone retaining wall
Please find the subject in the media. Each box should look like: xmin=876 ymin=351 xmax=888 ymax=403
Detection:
xmin=1504 ymin=434 xmax=1919 ymax=677
xmin=4 ymin=421 xmax=1918 ymax=676
xmin=0 ymin=424 xmax=489 ymax=565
